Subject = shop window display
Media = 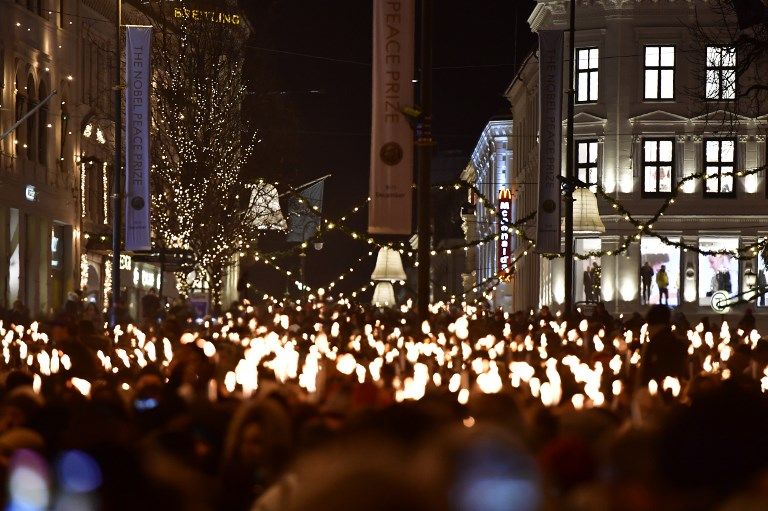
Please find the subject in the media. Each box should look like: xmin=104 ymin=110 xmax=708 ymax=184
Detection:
xmin=699 ymin=237 xmax=739 ymax=306
xmin=639 ymin=237 xmax=680 ymax=306
xmin=575 ymin=238 xmax=601 ymax=303
xmin=755 ymin=243 xmax=768 ymax=307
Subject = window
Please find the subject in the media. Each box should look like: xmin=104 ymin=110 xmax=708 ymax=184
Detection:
xmin=14 ymin=76 xmax=25 ymax=156
xmin=576 ymin=48 xmax=599 ymax=103
xmin=25 ymin=75 xmax=36 ymax=161
xmin=576 ymin=238 xmax=602 ymax=303
xmin=705 ymin=46 xmax=736 ymax=100
xmin=644 ymin=45 xmax=675 ymax=100
xmin=640 ymin=237 xmax=681 ymax=306
xmin=642 ymin=139 xmax=674 ymax=195
xmin=576 ymin=140 xmax=599 ymax=189
xmin=38 ymin=83 xmax=48 ymax=165
xmin=699 ymin=237 xmax=739 ymax=306
xmin=704 ymin=139 xmax=736 ymax=196
xmin=59 ymin=105 xmax=69 ymax=166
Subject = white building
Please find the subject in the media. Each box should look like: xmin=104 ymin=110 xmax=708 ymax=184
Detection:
xmin=467 ymin=0 xmax=768 ymax=318
xmin=461 ymin=116 xmax=519 ymax=309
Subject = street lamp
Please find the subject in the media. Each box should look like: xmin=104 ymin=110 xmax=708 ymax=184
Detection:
xmin=313 ymin=234 xmax=324 ymax=251
xmin=371 ymin=247 xmax=407 ymax=308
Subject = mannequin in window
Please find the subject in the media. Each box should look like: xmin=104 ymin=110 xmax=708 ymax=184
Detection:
xmin=583 ymin=265 xmax=594 ymax=302
xmin=716 ymin=268 xmax=732 ymax=294
xmin=640 ymin=261 xmax=654 ymax=304
xmin=656 ymin=265 xmax=669 ymax=305
xmin=758 ymin=269 xmax=767 ymax=307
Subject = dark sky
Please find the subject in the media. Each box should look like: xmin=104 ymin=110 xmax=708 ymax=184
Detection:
xmin=240 ymin=0 xmax=536 ymax=295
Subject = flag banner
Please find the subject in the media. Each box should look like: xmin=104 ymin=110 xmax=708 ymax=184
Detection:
xmin=536 ymin=30 xmax=564 ymax=254
xmin=368 ymin=0 xmax=415 ymax=235
xmin=251 ymin=183 xmax=287 ymax=231
xmin=287 ymin=179 xmax=325 ymax=243
xmin=125 ymin=26 xmax=152 ymax=251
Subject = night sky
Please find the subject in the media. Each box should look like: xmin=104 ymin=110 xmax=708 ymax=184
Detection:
xmin=240 ymin=0 xmax=536 ymax=295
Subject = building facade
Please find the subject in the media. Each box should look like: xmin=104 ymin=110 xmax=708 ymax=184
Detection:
xmin=467 ymin=0 xmax=768 ymax=317
xmin=0 ymin=0 xmax=178 ymax=319
xmin=0 ymin=0 xmax=86 ymax=315
xmin=461 ymin=117 xmax=518 ymax=309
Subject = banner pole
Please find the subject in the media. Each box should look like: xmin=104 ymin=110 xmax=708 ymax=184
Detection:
xmin=564 ymin=0 xmax=576 ymax=316
xmin=110 ymin=0 xmax=122 ymax=327
xmin=417 ymin=0 xmax=433 ymax=321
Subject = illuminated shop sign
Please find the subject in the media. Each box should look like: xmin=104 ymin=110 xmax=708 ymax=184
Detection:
xmin=173 ymin=7 xmax=242 ymax=26
xmin=497 ymin=189 xmax=513 ymax=280
xmin=119 ymin=254 xmax=132 ymax=271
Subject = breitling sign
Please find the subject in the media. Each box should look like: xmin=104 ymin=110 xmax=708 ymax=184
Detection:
xmin=173 ymin=7 xmax=243 ymax=26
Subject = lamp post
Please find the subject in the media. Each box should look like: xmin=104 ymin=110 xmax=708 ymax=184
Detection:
xmin=298 ymin=222 xmax=321 ymax=297
xmin=563 ymin=0 xmax=577 ymax=317
xmin=110 ymin=0 xmax=123 ymax=327
xmin=416 ymin=0 xmax=433 ymax=321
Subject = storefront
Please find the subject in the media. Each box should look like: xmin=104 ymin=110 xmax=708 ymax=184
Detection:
xmin=537 ymin=232 xmax=765 ymax=317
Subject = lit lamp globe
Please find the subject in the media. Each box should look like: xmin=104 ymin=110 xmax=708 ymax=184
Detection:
xmin=370 ymin=247 xmax=407 ymax=282
xmin=372 ymin=281 xmax=396 ymax=307
xmin=572 ymin=188 xmax=605 ymax=233
xmin=370 ymin=247 xmax=406 ymax=307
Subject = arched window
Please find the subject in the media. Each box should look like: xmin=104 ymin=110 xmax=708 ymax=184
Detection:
xmin=26 ymin=74 xmax=36 ymax=161
xmin=38 ymin=81 xmax=48 ymax=165
xmin=14 ymin=74 xmax=26 ymax=156
xmin=60 ymin=103 xmax=69 ymax=167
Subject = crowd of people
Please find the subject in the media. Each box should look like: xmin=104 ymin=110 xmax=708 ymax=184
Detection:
xmin=0 ymin=296 xmax=766 ymax=511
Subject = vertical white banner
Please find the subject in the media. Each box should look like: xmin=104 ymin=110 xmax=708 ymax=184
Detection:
xmin=125 ymin=26 xmax=152 ymax=251
xmin=368 ymin=0 xmax=415 ymax=235
xmin=536 ymin=30 xmax=564 ymax=254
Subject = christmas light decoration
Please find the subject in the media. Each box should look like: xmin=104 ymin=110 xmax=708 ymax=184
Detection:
xmin=145 ymin=3 xmax=282 ymax=306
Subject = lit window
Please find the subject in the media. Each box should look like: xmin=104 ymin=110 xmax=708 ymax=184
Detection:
xmin=704 ymin=139 xmax=736 ymax=196
xmin=705 ymin=46 xmax=736 ymax=100
xmin=642 ymin=139 xmax=674 ymax=195
xmin=576 ymin=140 xmax=599 ymax=190
xmin=644 ymin=46 xmax=675 ymax=100
xmin=575 ymin=48 xmax=599 ymax=103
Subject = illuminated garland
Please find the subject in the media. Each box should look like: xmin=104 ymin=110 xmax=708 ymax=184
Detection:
xmin=324 ymin=251 xmax=378 ymax=292
xmin=539 ymin=165 xmax=768 ymax=260
xmin=333 ymin=280 xmax=373 ymax=301
xmin=449 ymin=240 xmax=536 ymax=302
xmin=282 ymin=181 xmax=538 ymax=258
xmin=589 ymin=165 xmax=768 ymax=259
xmin=252 ymin=253 xmax=313 ymax=293
xmin=103 ymin=259 xmax=112 ymax=312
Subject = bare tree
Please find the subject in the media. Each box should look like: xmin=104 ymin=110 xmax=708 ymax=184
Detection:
xmin=688 ymin=0 xmax=768 ymax=117
xmin=140 ymin=1 xmax=283 ymax=307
